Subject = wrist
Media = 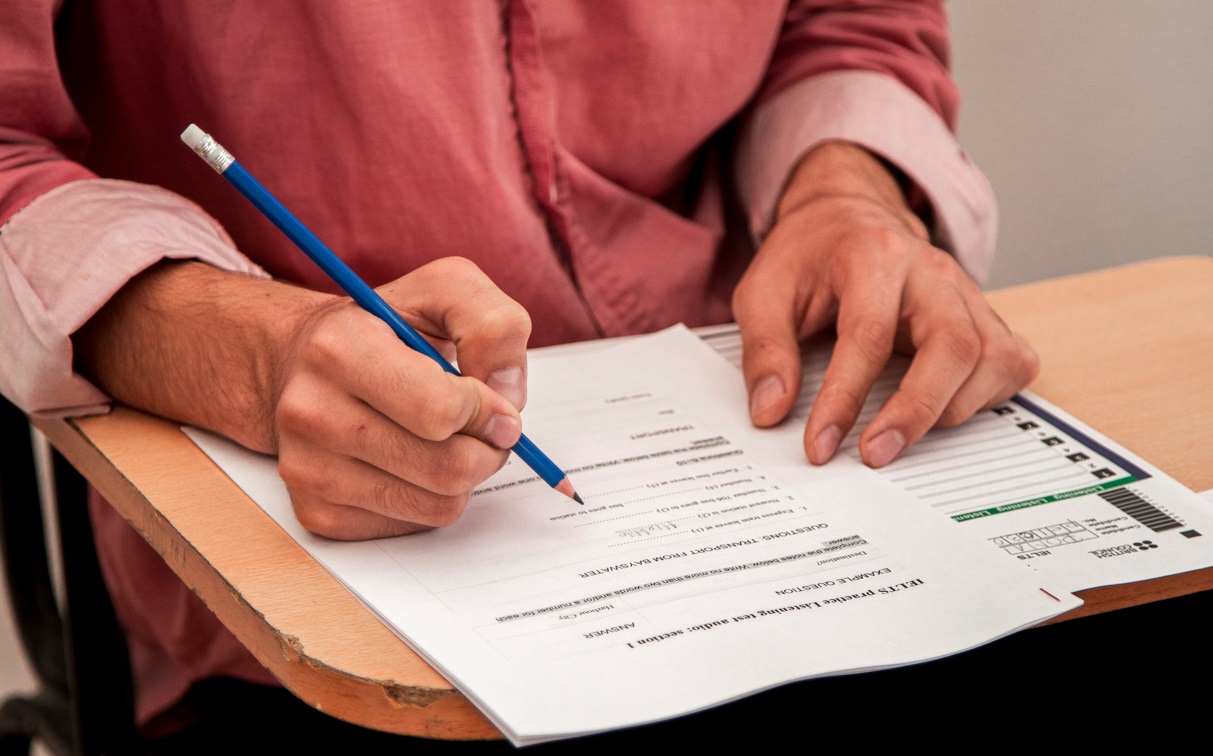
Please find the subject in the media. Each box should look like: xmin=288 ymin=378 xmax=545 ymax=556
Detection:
xmin=775 ymin=141 xmax=928 ymax=242
xmin=74 ymin=260 xmax=333 ymax=453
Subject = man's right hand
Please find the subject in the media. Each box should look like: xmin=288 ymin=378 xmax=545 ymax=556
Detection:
xmin=75 ymin=257 xmax=531 ymax=540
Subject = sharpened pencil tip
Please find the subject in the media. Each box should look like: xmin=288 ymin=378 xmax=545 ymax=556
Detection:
xmin=554 ymin=478 xmax=582 ymax=505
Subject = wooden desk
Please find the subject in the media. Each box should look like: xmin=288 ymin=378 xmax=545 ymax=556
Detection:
xmin=32 ymin=255 xmax=1213 ymax=740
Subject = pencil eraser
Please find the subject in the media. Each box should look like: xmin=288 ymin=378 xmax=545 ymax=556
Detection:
xmin=180 ymin=124 xmax=206 ymax=149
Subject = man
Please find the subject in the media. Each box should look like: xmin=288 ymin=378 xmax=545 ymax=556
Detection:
xmin=1 ymin=1 xmax=1036 ymax=740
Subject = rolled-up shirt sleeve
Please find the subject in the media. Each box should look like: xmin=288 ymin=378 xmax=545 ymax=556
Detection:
xmin=0 ymin=2 xmax=268 ymax=417
xmin=0 ymin=179 xmax=268 ymax=417
xmin=734 ymin=1 xmax=998 ymax=283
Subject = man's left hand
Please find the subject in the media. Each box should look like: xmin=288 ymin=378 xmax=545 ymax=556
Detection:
xmin=732 ymin=141 xmax=1039 ymax=468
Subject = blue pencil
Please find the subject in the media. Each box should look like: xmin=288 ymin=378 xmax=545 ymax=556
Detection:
xmin=180 ymin=124 xmax=582 ymax=505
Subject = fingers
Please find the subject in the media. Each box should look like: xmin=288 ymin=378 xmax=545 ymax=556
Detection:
xmin=347 ymin=335 xmax=522 ymax=448
xmin=801 ymin=270 xmax=901 ymax=465
xmin=273 ymin=257 xmax=531 ymax=538
xmin=287 ymin=308 xmax=523 ymax=445
xmin=278 ymin=376 xmax=511 ymax=487
xmin=856 ymin=287 xmax=980 ymax=467
xmin=275 ymin=350 xmax=515 ymax=539
xmin=380 ymin=257 xmax=532 ymax=410
xmin=735 ymin=142 xmax=1039 ymax=471
xmin=855 ymin=275 xmax=1040 ymax=468
xmin=281 ymin=439 xmax=503 ymax=540
xmin=765 ymin=238 xmax=1039 ymax=469
xmin=732 ymin=255 xmax=808 ymax=429
xmin=935 ymin=321 xmax=1040 ymax=427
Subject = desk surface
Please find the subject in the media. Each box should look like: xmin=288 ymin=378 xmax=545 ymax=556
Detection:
xmin=34 ymin=255 xmax=1213 ymax=740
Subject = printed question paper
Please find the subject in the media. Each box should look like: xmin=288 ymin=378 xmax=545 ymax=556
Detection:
xmin=187 ymin=326 xmax=1078 ymax=745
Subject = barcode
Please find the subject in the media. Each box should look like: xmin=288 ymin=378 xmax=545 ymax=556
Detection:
xmin=1098 ymin=488 xmax=1184 ymax=532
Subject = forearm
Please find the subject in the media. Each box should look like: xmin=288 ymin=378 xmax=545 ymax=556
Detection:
xmin=736 ymin=1 xmax=995 ymax=281
xmin=73 ymin=260 xmax=332 ymax=454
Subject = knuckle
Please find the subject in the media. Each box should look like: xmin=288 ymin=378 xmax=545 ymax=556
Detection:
xmin=848 ymin=318 xmax=894 ymax=361
xmin=911 ymin=244 xmax=962 ymax=281
xmin=404 ymin=436 xmax=503 ymax=498
xmin=273 ymin=385 xmax=308 ymax=430
xmin=292 ymin=502 xmax=341 ymax=538
xmin=942 ymin=328 xmax=982 ymax=366
xmin=278 ymin=452 xmax=332 ymax=499
xmin=976 ymin=334 xmax=1040 ymax=390
xmin=731 ymin=264 xmax=794 ymax=320
xmin=868 ymin=224 xmax=906 ymax=254
xmin=922 ymin=245 xmax=958 ymax=273
xmin=403 ymin=257 xmax=488 ymax=298
xmin=981 ymin=334 xmax=1021 ymax=367
xmin=393 ymin=488 xmax=470 ymax=528
xmin=497 ymin=300 xmax=533 ymax=336
xmin=378 ymin=429 xmax=425 ymax=474
xmin=899 ymin=390 xmax=946 ymax=430
xmin=816 ymin=380 xmax=868 ymax=421
xmin=413 ymin=381 xmax=474 ymax=440
xmin=296 ymin=315 xmax=354 ymax=368
xmin=363 ymin=479 xmax=423 ymax=529
xmin=1008 ymin=338 xmax=1043 ymax=385
xmin=427 ymin=256 xmax=483 ymax=281
xmin=473 ymin=301 xmax=533 ymax=345
xmin=427 ymin=494 xmax=471 ymax=528
xmin=363 ymin=476 xmax=403 ymax=518
xmin=424 ymin=444 xmax=482 ymax=496
xmin=1022 ymin=347 xmax=1042 ymax=383
xmin=275 ymin=388 xmax=328 ymax=438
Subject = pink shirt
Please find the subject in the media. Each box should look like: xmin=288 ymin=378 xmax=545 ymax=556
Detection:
xmin=0 ymin=1 xmax=996 ymax=730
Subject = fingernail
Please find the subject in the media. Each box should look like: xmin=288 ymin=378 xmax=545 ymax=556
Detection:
xmin=812 ymin=425 xmax=842 ymax=464
xmin=866 ymin=429 xmax=906 ymax=468
xmin=749 ymin=374 xmax=786 ymax=420
xmin=487 ymin=366 xmax=526 ymax=409
xmin=483 ymin=414 xmax=521 ymax=449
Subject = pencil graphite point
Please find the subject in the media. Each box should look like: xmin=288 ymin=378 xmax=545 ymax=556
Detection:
xmin=554 ymin=478 xmax=583 ymax=505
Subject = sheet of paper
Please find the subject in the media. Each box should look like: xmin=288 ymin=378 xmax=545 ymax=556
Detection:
xmin=186 ymin=326 xmax=1076 ymax=746
xmin=701 ymin=325 xmax=1213 ymax=594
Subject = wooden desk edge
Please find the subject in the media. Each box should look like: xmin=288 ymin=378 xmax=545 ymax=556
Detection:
xmin=32 ymin=411 xmax=500 ymax=740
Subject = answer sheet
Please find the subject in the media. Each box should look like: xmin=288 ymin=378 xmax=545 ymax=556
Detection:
xmin=700 ymin=325 xmax=1213 ymax=594
xmin=187 ymin=326 xmax=1077 ymax=746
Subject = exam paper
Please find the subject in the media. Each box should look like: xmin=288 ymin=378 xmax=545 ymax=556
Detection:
xmin=701 ymin=325 xmax=1213 ymax=594
xmin=187 ymin=326 xmax=1077 ymax=745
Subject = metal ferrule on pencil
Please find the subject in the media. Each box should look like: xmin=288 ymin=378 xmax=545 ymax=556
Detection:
xmin=185 ymin=128 xmax=235 ymax=174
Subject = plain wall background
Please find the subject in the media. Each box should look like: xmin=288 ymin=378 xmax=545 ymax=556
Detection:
xmin=949 ymin=1 xmax=1213 ymax=289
